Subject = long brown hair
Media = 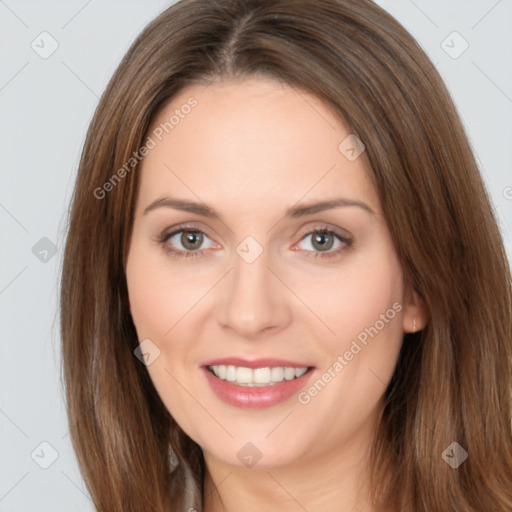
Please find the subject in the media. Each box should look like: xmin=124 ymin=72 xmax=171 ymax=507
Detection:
xmin=60 ymin=0 xmax=512 ymax=510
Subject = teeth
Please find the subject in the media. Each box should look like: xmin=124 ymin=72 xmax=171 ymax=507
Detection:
xmin=226 ymin=365 xmax=237 ymax=382
xmin=218 ymin=365 xmax=227 ymax=380
xmin=208 ymin=365 xmax=309 ymax=386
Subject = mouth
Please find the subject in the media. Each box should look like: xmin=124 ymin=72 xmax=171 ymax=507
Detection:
xmin=201 ymin=359 xmax=316 ymax=409
xmin=205 ymin=364 xmax=314 ymax=387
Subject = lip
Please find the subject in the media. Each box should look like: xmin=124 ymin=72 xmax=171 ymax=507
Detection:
xmin=201 ymin=365 xmax=316 ymax=409
xmin=201 ymin=357 xmax=313 ymax=369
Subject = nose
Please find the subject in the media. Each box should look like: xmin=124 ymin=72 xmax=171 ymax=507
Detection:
xmin=216 ymin=247 xmax=292 ymax=338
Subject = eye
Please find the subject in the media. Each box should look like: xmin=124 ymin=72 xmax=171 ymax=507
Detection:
xmin=158 ymin=224 xmax=352 ymax=260
xmin=159 ymin=225 xmax=218 ymax=259
xmin=294 ymin=227 xmax=352 ymax=259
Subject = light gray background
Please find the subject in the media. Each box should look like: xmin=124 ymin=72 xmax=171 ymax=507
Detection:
xmin=1 ymin=1 xmax=511 ymax=510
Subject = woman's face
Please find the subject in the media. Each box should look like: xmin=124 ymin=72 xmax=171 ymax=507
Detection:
xmin=126 ymin=77 xmax=420 ymax=471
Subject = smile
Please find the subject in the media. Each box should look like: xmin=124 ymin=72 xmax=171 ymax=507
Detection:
xmin=207 ymin=364 xmax=309 ymax=386
xmin=202 ymin=365 xmax=315 ymax=409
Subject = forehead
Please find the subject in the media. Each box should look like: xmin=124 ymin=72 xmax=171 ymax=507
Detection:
xmin=137 ymin=77 xmax=380 ymax=216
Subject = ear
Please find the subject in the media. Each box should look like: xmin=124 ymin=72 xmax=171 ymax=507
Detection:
xmin=401 ymin=284 xmax=429 ymax=333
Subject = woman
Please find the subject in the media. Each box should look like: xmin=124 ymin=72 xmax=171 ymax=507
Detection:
xmin=60 ymin=0 xmax=512 ymax=510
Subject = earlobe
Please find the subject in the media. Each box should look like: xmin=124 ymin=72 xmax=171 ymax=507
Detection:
xmin=402 ymin=287 xmax=429 ymax=333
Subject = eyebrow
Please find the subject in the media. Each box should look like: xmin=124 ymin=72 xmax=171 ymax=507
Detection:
xmin=143 ymin=196 xmax=374 ymax=219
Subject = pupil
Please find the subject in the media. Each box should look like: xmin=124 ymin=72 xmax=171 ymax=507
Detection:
xmin=313 ymin=232 xmax=333 ymax=251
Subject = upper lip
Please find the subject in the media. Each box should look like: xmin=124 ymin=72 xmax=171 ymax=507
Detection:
xmin=202 ymin=357 xmax=314 ymax=369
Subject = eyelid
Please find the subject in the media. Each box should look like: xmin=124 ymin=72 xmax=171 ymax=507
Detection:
xmin=294 ymin=223 xmax=352 ymax=244
xmin=160 ymin=223 xmax=218 ymax=243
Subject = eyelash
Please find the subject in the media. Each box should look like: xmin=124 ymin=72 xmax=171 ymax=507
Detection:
xmin=159 ymin=224 xmax=352 ymax=260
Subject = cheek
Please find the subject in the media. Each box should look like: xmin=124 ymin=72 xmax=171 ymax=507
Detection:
xmin=126 ymin=246 xmax=205 ymax=431
xmin=298 ymin=248 xmax=404 ymax=405
xmin=297 ymin=251 xmax=404 ymax=345
xmin=300 ymin=249 xmax=405 ymax=417
xmin=126 ymin=244 xmax=208 ymax=339
xmin=126 ymin=268 xmax=169 ymax=338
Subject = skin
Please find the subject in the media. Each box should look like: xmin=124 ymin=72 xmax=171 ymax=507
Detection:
xmin=125 ymin=77 xmax=428 ymax=512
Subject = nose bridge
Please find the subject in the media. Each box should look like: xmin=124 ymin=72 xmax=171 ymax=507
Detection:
xmin=216 ymin=241 xmax=290 ymax=336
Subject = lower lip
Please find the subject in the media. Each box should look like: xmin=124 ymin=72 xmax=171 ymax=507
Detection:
xmin=202 ymin=367 xmax=315 ymax=409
